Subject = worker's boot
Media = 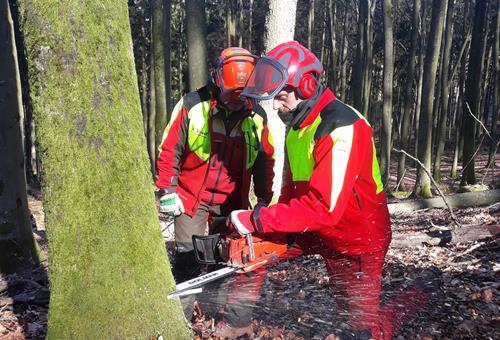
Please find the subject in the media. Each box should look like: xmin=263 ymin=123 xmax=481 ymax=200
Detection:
xmin=171 ymin=250 xmax=203 ymax=282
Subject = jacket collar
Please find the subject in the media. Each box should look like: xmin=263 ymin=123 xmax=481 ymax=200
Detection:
xmin=295 ymin=87 xmax=336 ymax=129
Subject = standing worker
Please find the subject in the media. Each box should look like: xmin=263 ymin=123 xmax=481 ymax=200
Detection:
xmin=227 ymin=41 xmax=393 ymax=339
xmin=156 ymin=47 xmax=274 ymax=283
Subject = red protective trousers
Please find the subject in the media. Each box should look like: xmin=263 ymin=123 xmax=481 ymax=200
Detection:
xmin=222 ymin=233 xmax=428 ymax=340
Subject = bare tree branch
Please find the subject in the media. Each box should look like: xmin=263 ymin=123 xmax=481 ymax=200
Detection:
xmin=393 ymin=148 xmax=459 ymax=225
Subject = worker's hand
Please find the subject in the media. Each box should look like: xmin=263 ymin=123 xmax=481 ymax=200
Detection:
xmin=227 ymin=210 xmax=255 ymax=236
xmin=159 ymin=191 xmax=184 ymax=216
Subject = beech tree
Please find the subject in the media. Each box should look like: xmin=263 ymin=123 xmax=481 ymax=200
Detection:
xmin=17 ymin=0 xmax=190 ymax=338
xmin=0 ymin=0 xmax=38 ymax=273
xmin=263 ymin=0 xmax=298 ymax=199
xmin=415 ymin=0 xmax=447 ymax=198
xmin=186 ymin=0 xmax=208 ymax=90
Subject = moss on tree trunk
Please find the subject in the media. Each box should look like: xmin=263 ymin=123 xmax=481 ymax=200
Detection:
xmin=17 ymin=1 xmax=190 ymax=338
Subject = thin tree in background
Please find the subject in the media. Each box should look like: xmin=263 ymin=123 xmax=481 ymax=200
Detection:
xmin=307 ymin=0 xmax=315 ymax=50
xmin=397 ymin=0 xmax=420 ymax=191
xmin=164 ymin=0 xmax=172 ymax=132
xmin=263 ymin=0 xmax=298 ymax=199
xmin=461 ymin=0 xmax=489 ymax=186
xmin=327 ymin=0 xmax=336 ymax=90
xmin=17 ymin=0 xmax=190 ymax=337
xmin=381 ymin=0 xmax=394 ymax=187
xmin=415 ymin=0 xmax=448 ymax=198
xmin=0 ymin=0 xmax=39 ymax=272
xmin=238 ymin=0 xmax=243 ymax=47
xmin=433 ymin=0 xmax=455 ymax=182
xmin=186 ymin=0 xmax=208 ymax=90
xmin=487 ymin=0 xmax=499 ymax=167
xmin=413 ymin=4 xmax=428 ymax=164
xmin=248 ymin=0 xmax=254 ymax=50
xmin=225 ymin=0 xmax=235 ymax=46
xmin=352 ymin=0 xmax=375 ymax=116
xmin=152 ymin=0 xmax=167 ymax=168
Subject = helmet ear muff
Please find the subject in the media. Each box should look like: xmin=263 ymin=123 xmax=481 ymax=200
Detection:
xmin=296 ymin=73 xmax=317 ymax=99
xmin=208 ymin=56 xmax=224 ymax=94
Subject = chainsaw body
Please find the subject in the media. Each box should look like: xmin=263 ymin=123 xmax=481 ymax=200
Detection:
xmin=192 ymin=233 xmax=288 ymax=273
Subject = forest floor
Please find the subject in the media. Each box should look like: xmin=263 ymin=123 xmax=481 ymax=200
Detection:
xmin=0 ymin=149 xmax=499 ymax=339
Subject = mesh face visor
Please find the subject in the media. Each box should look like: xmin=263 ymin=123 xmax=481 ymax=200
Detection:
xmin=241 ymin=57 xmax=288 ymax=101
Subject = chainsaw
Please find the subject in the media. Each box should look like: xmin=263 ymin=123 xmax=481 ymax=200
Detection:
xmin=167 ymin=232 xmax=288 ymax=299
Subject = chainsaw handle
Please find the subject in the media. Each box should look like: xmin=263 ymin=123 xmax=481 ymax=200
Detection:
xmin=192 ymin=234 xmax=222 ymax=265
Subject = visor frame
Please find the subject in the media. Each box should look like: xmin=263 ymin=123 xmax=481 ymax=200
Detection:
xmin=241 ymin=57 xmax=289 ymax=101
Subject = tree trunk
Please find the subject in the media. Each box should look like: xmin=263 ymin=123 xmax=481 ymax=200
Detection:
xmin=263 ymin=0 xmax=298 ymax=201
xmin=352 ymin=0 xmax=375 ymax=116
xmin=338 ymin=4 xmax=349 ymax=99
xmin=248 ymin=0 xmax=254 ymax=50
xmin=381 ymin=0 xmax=394 ymax=188
xmin=238 ymin=0 xmax=243 ymax=47
xmin=17 ymin=1 xmax=190 ymax=337
xmin=225 ymin=0 xmax=235 ymax=46
xmin=413 ymin=4 xmax=428 ymax=169
xmin=186 ymin=0 xmax=207 ymax=91
xmin=415 ymin=0 xmax=447 ymax=198
xmin=307 ymin=0 xmax=315 ymax=50
xmin=461 ymin=0 xmax=488 ymax=186
xmin=0 ymin=0 xmax=39 ymax=273
xmin=148 ymin=43 xmax=157 ymax=174
xmin=163 ymin=0 xmax=172 ymax=133
xmin=152 ymin=0 xmax=167 ymax=169
xmin=487 ymin=0 xmax=499 ymax=167
xmin=433 ymin=0 xmax=455 ymax=182
xmin=391 ymin=224 xmax=499 ymax=248
xmin=397 ymin=0 xmax=420 ymax=191
xmin=388 ymin=189 xmax=500 ymax=214
xmin=327 ymin=0 xmax=336 ymax=92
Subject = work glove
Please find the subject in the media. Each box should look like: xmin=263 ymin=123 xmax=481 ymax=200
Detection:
xmin=159 ymin=191 xmax=184 ymax=216
xmin=227 ymin=210 xmax=255 ymax=236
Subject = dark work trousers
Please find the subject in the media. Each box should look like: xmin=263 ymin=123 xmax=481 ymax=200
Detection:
xmin=171 ymin=201 xmax=236 ymax=320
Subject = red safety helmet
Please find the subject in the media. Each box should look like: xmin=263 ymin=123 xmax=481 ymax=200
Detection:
xmin=210 ymin=47 xmax=258 ymax=94
xmin=242 ymin=41 xmax=324 ymax=100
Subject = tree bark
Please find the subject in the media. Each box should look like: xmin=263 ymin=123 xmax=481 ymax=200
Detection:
xmin=415 ymin=0 xmax=447 ymax=198
xmin=186 ymin=0 xmax=207 ymax=91
xmin=413 ymin=4 xmax=428 ymax=169
xmin=248 ymin=0 xmax=254 ymax=50
xmin=163 ymin=0 xmax=172 ymax=134
xmin=17 ymin=0 xmax=190 ymax=337
xmin=0 ymin=0 xmax=39 ymax=273
xmin=152 ymin=0 xmax=167 ymax=169
xmin=352 ymin=0 xmax=374 ymax=116
xmin=461 ymin=0 xmax=489 ymax=186
xmin=225 ymin=0 xmax=235 ymax=46
xmin=327 ymin=0 xmax=336 ymax=91
xmin=263 ymin=0 xmax=298 ymax=201
xmin=487 ymin=0 xmax=499 ymax=167
xmin=381 ymin=0 xmax=394 ymax=187
xmin=397 ymin=0 xmax=420 ymax=191
xmin=433 ymin=0 xmax=455 ymax=182
xmin=388 ymin=189 xmax=500 ymax=214
xmin=307 ymin=0 xmax=315 ymax=50
xmin=391 ymin=224 xmax=499 ymax=248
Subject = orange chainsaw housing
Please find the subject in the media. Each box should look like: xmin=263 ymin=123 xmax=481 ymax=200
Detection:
xmin=220 ymin=234 xmax=288 ymax=273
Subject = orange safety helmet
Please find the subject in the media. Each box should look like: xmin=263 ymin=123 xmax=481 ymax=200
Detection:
xmin=210 ymin=47 xmax=258 ymax=94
